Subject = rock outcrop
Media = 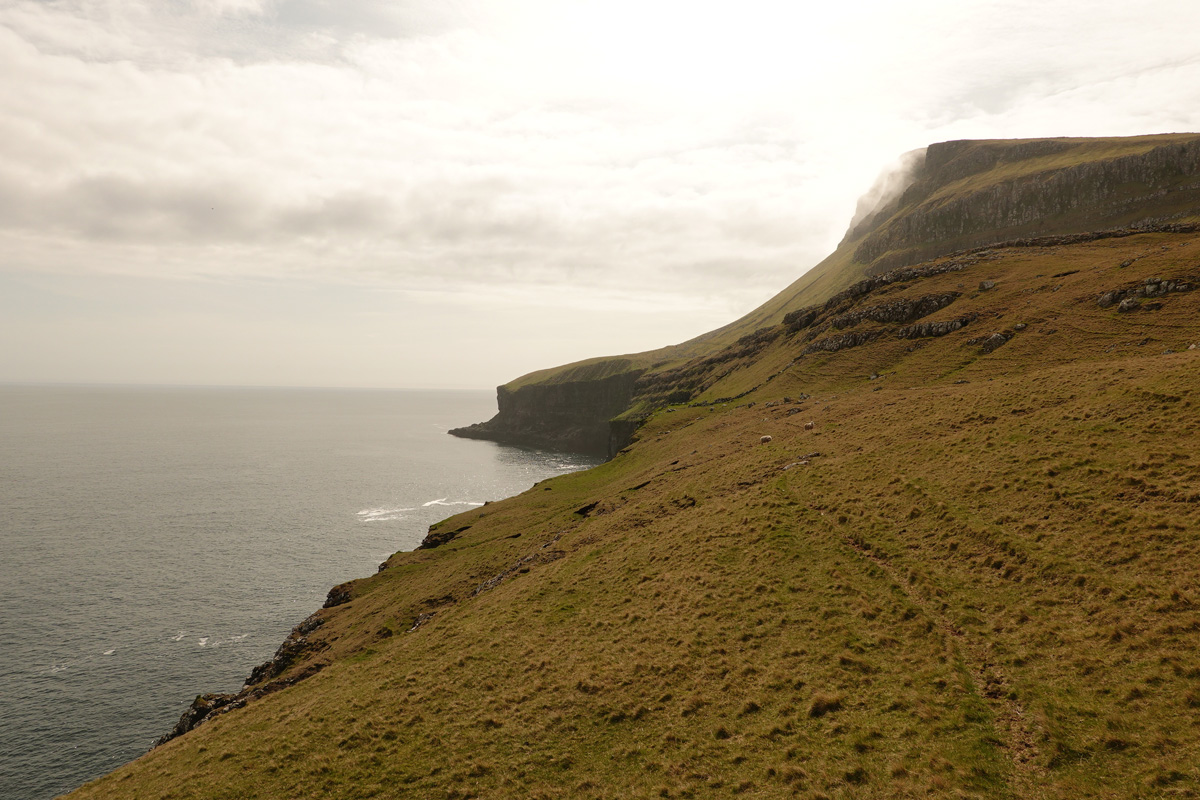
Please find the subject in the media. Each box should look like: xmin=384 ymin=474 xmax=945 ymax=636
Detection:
xmin=1099 ymin=275 xmax=1196 ymax=309
xmin=450 ymin=368 xmax=645 ymax=457
xmin=850 ymin=136 xmax=1200 ymax=275
xmin=154 ymin=614 xmax=331 ymax=747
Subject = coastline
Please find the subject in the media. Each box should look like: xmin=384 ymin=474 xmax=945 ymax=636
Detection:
xmin=0 ymin=386 xmax=597 ymax=800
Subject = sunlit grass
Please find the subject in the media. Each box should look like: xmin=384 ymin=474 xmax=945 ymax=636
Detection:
xmin=71 ymin=231 xmax=1200 ymax=799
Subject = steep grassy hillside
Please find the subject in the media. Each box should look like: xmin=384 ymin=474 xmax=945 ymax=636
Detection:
xmin=453 ymin=134 xmax=1200 ymax=454
xmin=70 ymin=229 xmax=1200 ymax=799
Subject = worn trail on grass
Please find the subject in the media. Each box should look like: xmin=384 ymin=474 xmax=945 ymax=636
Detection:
xmin=816 ymin=497 xmax=1047 ymax=798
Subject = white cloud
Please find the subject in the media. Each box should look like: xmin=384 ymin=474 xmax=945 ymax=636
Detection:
xmin=2 ymin=0 xmax=1200 ymax=387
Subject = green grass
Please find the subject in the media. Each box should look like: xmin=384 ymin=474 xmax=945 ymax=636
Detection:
xmin=69 ymin=229 xmax=1200 ymax=800
xmin=499 ymin=135 xmax=1200 ymax=403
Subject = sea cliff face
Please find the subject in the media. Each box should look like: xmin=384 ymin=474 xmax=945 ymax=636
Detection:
xmin=449 ymin=368 xmax=645 ymax=457
xmin=850 ymin=136 xmax=1200 ymax=274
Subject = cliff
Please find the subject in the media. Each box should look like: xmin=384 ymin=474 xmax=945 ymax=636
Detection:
xmin=68 ymin=135 xmax=1200 ymax=799
xmin=452 ymin=134 xmax=1200 ymax=456
xmin=449 ymin=367 xmax=645 ymax=457
xmin=849 ymin=135 xmax=1200 ymax=274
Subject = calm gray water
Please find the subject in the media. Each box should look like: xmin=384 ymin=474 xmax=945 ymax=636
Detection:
xmin=0 ymin=385 xmax=597 ymax=800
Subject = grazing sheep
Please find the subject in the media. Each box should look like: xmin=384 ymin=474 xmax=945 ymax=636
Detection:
xmin=804 ymin=421 xmax=815 ymax=431
xmin=760 ymin=435 xmax=772 ymax=444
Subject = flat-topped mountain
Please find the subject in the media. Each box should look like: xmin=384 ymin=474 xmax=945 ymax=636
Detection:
xmin=451 ymin=133 xmax=1200 ymax=455
xmin=69 ymin=135 xmax=1200 ymax=799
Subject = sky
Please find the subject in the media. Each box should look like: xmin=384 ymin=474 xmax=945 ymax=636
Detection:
xmin=2 ymin=1 xmax=1200 ymax=390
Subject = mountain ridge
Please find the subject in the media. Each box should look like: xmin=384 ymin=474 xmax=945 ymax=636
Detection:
xmin=451 ymin=133 xmax=1200 ymax=455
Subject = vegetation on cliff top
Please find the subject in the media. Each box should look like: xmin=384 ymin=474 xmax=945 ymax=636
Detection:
xmin=503 ymin=133 xmax=1200 ymax=399
xmin=70 ymin=223 xmax=1200 ymax=798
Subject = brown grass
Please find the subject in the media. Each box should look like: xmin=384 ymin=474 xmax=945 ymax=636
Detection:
xmin=69 ymin=231 xmax=1200 ymax=799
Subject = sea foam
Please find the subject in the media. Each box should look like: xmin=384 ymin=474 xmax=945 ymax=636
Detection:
xmin=357 ymin=507 xmax=416 ymax=522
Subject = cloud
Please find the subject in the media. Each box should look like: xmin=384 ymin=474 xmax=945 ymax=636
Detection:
xmin=3 ymin=0 xmax=1200 ymax=388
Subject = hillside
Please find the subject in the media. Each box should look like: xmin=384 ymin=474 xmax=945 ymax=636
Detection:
xmin=68 ymin=217 xmax=1200 ymax=796
xmin=451 ymin=133 xmax=1200 ymax=455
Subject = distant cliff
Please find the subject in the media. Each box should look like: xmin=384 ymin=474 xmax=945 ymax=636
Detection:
xmin=849 ymin=135 xmax=1200 ymax=274
xmin=449 ymin=367 xmax=645 ymax=457
xmin=452 ymin=133 xmax=1200 ymax=456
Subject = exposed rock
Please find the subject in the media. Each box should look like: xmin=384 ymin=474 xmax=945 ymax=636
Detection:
xmin=782 ymin=307 xmax=819 ymax=332
xmin=897 ymin=314 xmax=977 ymax=339
xmin=246 ymin=615 xmax=328 ymax=687
xmin=851 ymin=137 xmax=1200 ymax=274
xmin=1098 ymin=275 xmax=1194 ymax=310
xmin=980 ymin=332 xmax=1012 ymax=353
xmin=829 ymin=292 xmax=961 ymax=330
xmin=979 ymin=280 xmax=996 ymax=291
xmin=419 ymin=523 xmax=472 ymax=550
xmin=156 ymin=614 xmax=330 ymax=748
xmin=154 ymin=693 xmax=238 ymax=748
xmin=634 ymin=327 xmax=780 ymax=411
xmin=787 ymin=260 xmax=974 ymax=336
xmin=408 ymin=612 xmax=436 ymax=633
xmin=473 ymin=543 xmax=566 ymax=597
xmin=323 ymin=583 xmax=353 ymax=608
xmin=1118 ymin=297 xmax=1141 ymax=313
xmin=802 ymin=330 xmax=883 ymax=355
xmin=449 ymin=367 xmax=646 ymax=457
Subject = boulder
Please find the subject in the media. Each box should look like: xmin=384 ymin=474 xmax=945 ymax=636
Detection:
xmin=981 ymin=332 xmax=1011 ymax=353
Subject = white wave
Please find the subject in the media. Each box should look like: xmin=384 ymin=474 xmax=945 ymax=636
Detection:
xmin=49 ymin=663 xmax=70 ymax=674
xmin=422 ymin=498 xmax=484 ymax=507
xmin=103 ymin=649 xmax=115 ymax=656
xmin=357 ymin=507 xmax=415 ymax=522
xmin=197 ymin=637 xmax=209 ymax=647
xmin=170 ymin=631 xmax=185 ymax=642
xmin=230 ymin=633 xmax=249 ymax=641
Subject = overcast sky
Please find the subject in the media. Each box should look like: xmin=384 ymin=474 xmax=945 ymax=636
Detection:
xmin=2 ymin=0 xmax=1199 ymax=389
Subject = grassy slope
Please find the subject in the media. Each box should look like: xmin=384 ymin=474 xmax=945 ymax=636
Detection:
xmin=507 ymin=134 xmax=1200 ymax=394
xmin=71 ymin=232 xmax=1200 ymax=799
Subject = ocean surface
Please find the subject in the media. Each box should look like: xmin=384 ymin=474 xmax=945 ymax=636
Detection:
xmin=0 ymin=385 xmax=598 ymax=800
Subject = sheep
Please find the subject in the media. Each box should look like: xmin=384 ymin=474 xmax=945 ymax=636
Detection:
xmin=760 ymin=435 xmax=773 ymax=444
xmin=804 ymin=421 xmax=815 ymax=431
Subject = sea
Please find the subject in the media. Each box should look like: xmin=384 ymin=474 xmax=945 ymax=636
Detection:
xmin=0 ymin=385 xmax=599 ymax=800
